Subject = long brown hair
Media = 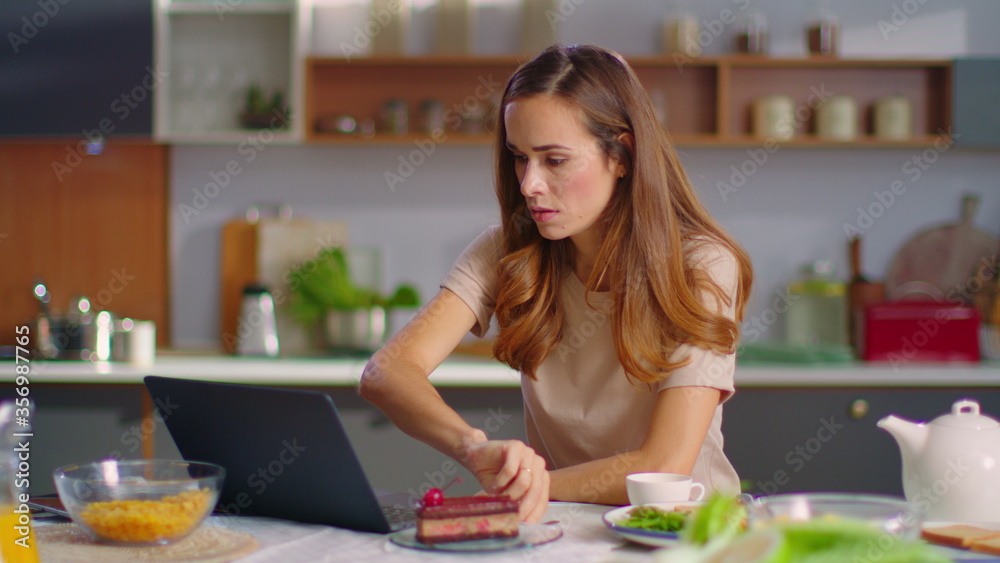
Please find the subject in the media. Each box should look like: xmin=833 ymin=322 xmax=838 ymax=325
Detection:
xmin=492 ymin=44 xmax=753 ymax=384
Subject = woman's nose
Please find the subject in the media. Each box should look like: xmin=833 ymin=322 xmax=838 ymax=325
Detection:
xmin=519 ymin=163 xmax=545 ymax=197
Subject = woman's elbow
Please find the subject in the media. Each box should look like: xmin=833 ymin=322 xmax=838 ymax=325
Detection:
xmin=358 ymin=355 xmax=388 ymax=403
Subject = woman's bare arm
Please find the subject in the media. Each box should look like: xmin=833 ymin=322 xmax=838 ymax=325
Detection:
xmin=359 ymin=289 xmax=549 ymax=520
xmin=546 ymin=385 xmax=721 ymax=505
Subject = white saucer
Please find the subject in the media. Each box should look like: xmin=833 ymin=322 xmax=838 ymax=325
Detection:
xmin=603 ymin=502 xmax=705 ymax=548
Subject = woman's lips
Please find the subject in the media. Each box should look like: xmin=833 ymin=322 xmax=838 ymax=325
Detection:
xmin=530 ymin=207 xmax=557 ymax=222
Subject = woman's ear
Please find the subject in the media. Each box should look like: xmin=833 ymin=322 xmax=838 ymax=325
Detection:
xmin=617 ymin=131 xmax=635 ymax=152
xmin=615 ymin=132 xmax=635 ymax=177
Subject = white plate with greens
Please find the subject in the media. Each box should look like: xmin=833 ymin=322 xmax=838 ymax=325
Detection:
xmin=603 ymin=502 xmax=705 ymax=547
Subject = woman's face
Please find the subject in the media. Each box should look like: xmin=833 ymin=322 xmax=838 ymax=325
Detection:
xmin=504 ymin=95 xmax=623 ymax=250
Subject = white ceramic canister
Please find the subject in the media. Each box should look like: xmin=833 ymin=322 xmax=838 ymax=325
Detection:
xmin=816 ymin=94 xmax=858 ymax=141
xmin=753 ymin=95 xmax=795 ymax=141
xmin=521 ymin=0 xmax=559 ymax=54
xmin=112 ymin=319 xmax=156 ymax=367
xmin=435 ymin=0 xmax=473 ymax=54
xmin=874 ymin=95 xmax=912 ymax=140
xmin=370 ymin=0 xmax=410 ymax=55
xmin=663 ymin=12 xmax=700 ymax=57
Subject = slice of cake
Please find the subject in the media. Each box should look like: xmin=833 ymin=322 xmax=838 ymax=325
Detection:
xmin=416 ymin=495 xmax=519 ymax=544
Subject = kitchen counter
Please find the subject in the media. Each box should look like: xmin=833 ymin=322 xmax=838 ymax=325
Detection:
xmin=9 ymin=352 xmax=520 ymax=387
xmin=7 ymin=352 xmax=1000 ymax=387
xmin=7 ymin=352 xmax=1000 ymax=498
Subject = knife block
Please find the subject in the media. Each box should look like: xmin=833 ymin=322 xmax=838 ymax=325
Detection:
xmin=220 ymin=218 xmax=349 ymax=354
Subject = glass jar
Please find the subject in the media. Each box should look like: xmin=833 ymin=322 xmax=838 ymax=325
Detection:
xmin=807 ymin=2 xmax=839 ymax=56
xmin=663 ymin=4 xmax=700 ymax=57
xmin=735 ymin=8 xmax=768 ymax=55
xmin=420 ymin=99 xmax=445 ymax=137
xmin=786 ymin=261 xmax=849 ymax=347
xmin=380 ymin=99 xmax=408 ymax=135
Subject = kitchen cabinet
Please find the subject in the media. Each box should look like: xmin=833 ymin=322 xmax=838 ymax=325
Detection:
xmin=0 ymin=385 xmax=176 ymax=496
xmin=0 ymin=143 xmax=170 ymax=349
xmin=152 ymin=0 xmax=305 ymax=142
xmin=952 ymin=58 xmax=1000 ymax=148
xmin=304 ymin=56 xmax=953 ymax=148
xmin=0 ymin=1 xmax=154 ymax=136
xmin=723 ymin=387 xmax=1000 ymax=496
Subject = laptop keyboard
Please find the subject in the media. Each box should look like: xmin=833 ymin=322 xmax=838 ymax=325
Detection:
xmin=382 ymin=505 xmax=416 ymax=529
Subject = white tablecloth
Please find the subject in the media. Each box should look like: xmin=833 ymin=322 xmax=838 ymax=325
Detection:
xmin=205 ymin=502 xmax=656 ymax=562
xmin=37 ymin=501 xmax=995 ymax=562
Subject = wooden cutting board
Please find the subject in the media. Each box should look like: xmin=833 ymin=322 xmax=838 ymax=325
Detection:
xmin=220 ymin=217 xmax=348 ymax=354
xmin=886 ymin=194 xmax=999 ymax=303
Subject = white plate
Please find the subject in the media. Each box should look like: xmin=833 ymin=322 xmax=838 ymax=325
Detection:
xmin=923 ymin=521 xmax=1000 ymax=561
xmin=389 ymin=522 xmax=562 ymax=552
xmin=603 ymin=502 xmax=705 ymax=548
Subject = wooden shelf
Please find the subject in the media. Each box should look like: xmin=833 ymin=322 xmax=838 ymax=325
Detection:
xmin=304 ymin=56 xmax=952 ymax=149
xmin=714 ymin=134 xmax=952 ymax=148
xmin=165 ymin=1 xmax=292 ymax=14
xmin=308 ymin=132 xmax=495 ymax=145
xmin=156 ymin=130 xmax=298 ymax=144
xmin=305 ymin=57 xmax=522 ymax=144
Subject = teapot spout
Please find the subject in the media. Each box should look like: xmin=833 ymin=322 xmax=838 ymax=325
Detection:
xmin=877 ymin=414 xmax=928 ymax=458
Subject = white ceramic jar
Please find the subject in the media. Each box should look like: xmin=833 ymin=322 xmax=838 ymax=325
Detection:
xmin=753 ymin=95 xmax=795 ymax=141
xmin=816 ymin=94 xmax=857 ymax=141
xmin=874 ymin=95 xmax=913 ymax=140
xmin=663 ymin=11 xmax=700 ymax=57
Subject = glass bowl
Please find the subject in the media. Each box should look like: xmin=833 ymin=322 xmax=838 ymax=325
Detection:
xmin=53 ymin=459 xmax=225 ymax=545
xmin=749 ymin=493 xmax=922 ymax=540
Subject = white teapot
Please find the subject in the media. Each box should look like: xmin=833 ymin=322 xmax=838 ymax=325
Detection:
xmin=878 ymin=399 xmax=1000 ymax=522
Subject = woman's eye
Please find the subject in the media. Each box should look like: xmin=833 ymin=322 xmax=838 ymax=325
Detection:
xmin=512 ymin=154 xmax=527 ymax=162
xmin=547 ymin=158 xmax=566 ymax=166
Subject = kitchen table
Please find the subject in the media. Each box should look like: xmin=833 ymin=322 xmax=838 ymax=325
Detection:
xmin=33 ymin=502 xmax=655 ymax=562
xmin=34 ymin=502 xmax=1000 ymax=562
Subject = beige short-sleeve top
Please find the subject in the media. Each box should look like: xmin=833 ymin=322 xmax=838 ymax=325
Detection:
xmin=441 ymin=226 xmax=740 ymax=494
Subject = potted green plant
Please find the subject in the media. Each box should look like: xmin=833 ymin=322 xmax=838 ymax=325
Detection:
xmin=240 ymin=84 xmax=290 ymax=130
xmin=288 ymin=247 xmax=419 ymax=352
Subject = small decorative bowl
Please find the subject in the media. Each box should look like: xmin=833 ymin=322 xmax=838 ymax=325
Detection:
xmin=749 ymin=493 xmax=922 ymax=540
xmin=53 ymin=459 xmax=225 ymax=545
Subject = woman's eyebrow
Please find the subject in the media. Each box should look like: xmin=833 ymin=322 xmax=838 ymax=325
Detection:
xmin=506 ymin=142 xmax=571 ymax=152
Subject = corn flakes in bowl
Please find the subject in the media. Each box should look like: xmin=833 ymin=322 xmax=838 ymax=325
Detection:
xmin=53 ymin=459 xmax=224 ymax=545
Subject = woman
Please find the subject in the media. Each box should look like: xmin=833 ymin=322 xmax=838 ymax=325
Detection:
xmin=359 ymin=44 xmax=752 ymax=522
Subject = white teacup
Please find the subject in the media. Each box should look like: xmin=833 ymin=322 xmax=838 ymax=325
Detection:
xmin=626 ymin=472 xmax=706 ymax=506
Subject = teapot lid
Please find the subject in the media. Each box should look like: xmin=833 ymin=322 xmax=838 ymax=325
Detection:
xmin=932 ymin=399 xmax=1000 ymax=430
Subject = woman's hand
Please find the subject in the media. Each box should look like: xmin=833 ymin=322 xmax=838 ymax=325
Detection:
xmin=460 ymin=440 xmax=549 ymax=522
